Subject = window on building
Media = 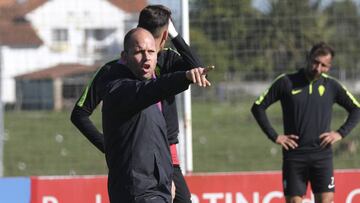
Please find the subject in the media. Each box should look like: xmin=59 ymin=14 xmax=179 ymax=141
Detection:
xmin=62 ymin=84 xmax=84 ymax=99
xmin=52 ymin=29 xmax=68 ymax=42
xmin=51 ymin=29 xmax=69 ymax=52
xmin=85 ymin=29 xmax=114 ymax=41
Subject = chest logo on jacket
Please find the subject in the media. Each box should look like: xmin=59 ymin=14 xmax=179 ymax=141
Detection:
xmin=318 ymin=85 xmax=325 ymax=96
xmin=291 ymin=89 xmax=302 ymax=95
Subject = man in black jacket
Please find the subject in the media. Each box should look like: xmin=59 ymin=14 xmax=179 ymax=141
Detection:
xmin=251 ymin=42 xmax=360 ymax=203
xmin=102 ymin=27 xmax=210 ymax=203
xmin=71 ymin=5 xmax=204 ymax=203
xmin=137 ymin=5 xmax=203 ymax=203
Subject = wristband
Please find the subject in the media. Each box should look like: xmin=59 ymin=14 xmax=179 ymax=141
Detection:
xmin=168 ymin=19 xmax=178 ymax=39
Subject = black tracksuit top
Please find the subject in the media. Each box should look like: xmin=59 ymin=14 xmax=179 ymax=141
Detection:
xmin=70 ymin=35 xmax=203 ymax=153
xmin=101 ymin=66 xmax=191 ymax=202
xmin=251 ymin=68 xmax=360 ymax=157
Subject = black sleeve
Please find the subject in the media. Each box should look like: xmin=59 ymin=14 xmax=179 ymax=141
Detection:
xmin=159 ymin=36 xmax=204 ymax=74
xmin=333 ymin=80 xmax=360 ymax=137
xmin=251 ymin=75 xmax=286 ymax=142
xmin=161 ymin=97 xmax=179 ymax=145
xmin=104 ymin=72 xmax=191 ymax=114
xmin=70 ymin=106 xmax=105 ymax=153
xmin=171 ymin=35 xmax=203 ymax=68
xmin=70 ymin=67 xmax=106 ymax=153
xmin=155 ymin=36 xmax=203 ymax=145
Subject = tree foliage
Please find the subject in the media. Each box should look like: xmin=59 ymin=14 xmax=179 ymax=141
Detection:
xmin=189 ymin=0 xmax=360 ymax=81
xmin=324 ymin=0 xmax=360 ymax=79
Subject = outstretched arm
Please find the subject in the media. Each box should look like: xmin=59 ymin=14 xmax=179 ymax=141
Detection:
xmin=105 ymin=67 xmax=213 ymax=114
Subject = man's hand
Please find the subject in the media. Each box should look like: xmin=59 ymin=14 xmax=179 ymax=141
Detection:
xmin=186 ymin=66 xmax=214 ymax=87
xmin=319 ymin=131 xmax=342 ymax=148
xmin=275 ymin=134 xmax=299 ymax=150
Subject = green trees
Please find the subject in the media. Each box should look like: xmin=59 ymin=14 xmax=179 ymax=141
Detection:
xmin=190 ymin=0 xmax=259 ymax=80
xmin=189 ymin=0 xmax=360 ymax=81
xmin=324 ymin=0 xmax=360 ymax=79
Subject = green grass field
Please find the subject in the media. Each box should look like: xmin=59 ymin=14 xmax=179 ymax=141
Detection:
xmin=4 ymin=98 xmax=360 ymax=176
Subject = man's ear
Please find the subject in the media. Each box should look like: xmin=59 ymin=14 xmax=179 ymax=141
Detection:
xmin=121 ymin=51 xmax=127 ymax=64
xmin=160 ymin=30 xmax=169 ymax=47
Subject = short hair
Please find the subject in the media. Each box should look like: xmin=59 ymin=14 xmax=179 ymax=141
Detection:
xmin=138 ymin=5 xmax=171 ymax=38
xmin=308 ymin=42 xmax=335 ymax=60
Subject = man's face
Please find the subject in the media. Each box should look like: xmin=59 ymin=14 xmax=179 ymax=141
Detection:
xmin=123 ymin=31 xmax=157 ymax=80
xmin=306 ymin=54 xmax=332 ymax=80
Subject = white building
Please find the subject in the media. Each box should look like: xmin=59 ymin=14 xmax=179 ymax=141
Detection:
xmin=0 ymin=0 xmax=146 ymax=104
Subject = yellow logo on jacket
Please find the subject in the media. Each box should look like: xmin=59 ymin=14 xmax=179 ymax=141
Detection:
xmin=318 ymin=85 xmax=325 ymax=96
xmin=291 ymin=89 xmax=302 ymax=95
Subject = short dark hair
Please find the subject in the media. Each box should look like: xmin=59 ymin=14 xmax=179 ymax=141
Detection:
xmin=138 ymin=5 xmax=171 ymax=38
xmin=308 ymin=42 xmax=335 ymax=60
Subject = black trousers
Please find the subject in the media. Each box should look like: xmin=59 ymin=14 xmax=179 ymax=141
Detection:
xmin=135 ymin=196 xmax=169 ymax=203
xmin=173 ymin=165 xmax=192 ymax=203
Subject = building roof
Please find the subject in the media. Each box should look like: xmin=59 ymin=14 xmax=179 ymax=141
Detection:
xmin=15 ymin=63 xmax=98 ymax=80
xmin=0 ymin=0 xmax=47 ymax=19
xmin=0 ymin=0 xmax=46 ymax=46
xmin=0 ymin=19 xmax=42 ymax=46
xmin=1 ymin=0 xmax=145 ymax=18
xmin=108 ymin=0 xmax=146 ymax=13
xmin=0 ymin=0 xmax=146 ymax=46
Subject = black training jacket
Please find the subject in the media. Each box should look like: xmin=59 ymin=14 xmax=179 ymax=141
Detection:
xmin=70 ymin=35 xmax=203 ymax=152
xmin=251 ymin=68 xmax=360 ymax=157
xmin=102 ymin=66 xmax=191 ymax=202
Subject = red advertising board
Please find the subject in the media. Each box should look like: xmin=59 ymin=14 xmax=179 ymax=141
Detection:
xmin=185 ymin=170 xmax=360 ymax=203
xmin=30 ymin=170 xmax=360 ymax=203
xmin=30 ymin=175 xmax=109 ymax=203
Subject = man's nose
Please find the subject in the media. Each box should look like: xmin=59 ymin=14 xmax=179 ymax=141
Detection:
xmin=143 ymin=52 xmax=150 ymax=60
xmin=315 ymin=64 xmax=322 ymax=73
